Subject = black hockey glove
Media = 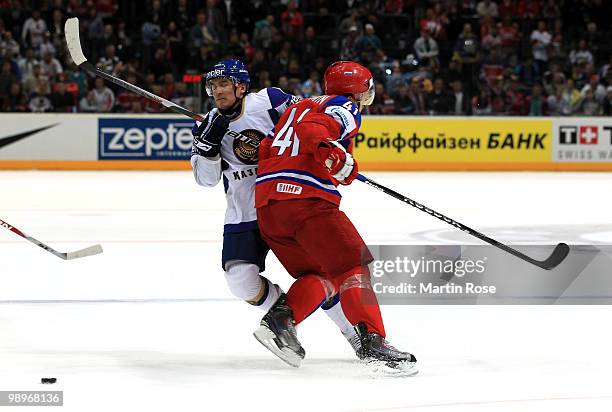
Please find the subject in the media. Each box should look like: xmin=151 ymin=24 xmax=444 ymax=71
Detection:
xmin=191 ymin=109 xmax=230 ymax=158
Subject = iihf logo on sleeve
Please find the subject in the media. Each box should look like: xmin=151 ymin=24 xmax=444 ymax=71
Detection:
xmin=98 ymin=118 xmax=194 ymax=160
xmin=276 ymin=182 xmax=302 ymax=194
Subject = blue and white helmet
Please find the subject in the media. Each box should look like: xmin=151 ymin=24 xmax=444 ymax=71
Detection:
xmin=204 ymin=59 xmax=250 ymax=96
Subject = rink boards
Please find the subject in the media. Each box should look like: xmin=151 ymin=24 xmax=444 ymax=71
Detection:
xmin=0 ymin=113 xmax=610 ymax=171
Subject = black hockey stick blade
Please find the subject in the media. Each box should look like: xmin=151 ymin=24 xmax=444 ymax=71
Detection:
xmin=532 ymin=242 xmax=570 ymax=270
xmin=356 ymin=174 xmax=570 ymax=270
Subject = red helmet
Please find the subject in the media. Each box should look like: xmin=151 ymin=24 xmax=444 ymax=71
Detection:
xmin=324 ymin=61 xmax=375 ymax=107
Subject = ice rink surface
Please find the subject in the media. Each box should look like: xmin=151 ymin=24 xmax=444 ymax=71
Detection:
xmin=1 ymin=171 xmax=612 ymax=412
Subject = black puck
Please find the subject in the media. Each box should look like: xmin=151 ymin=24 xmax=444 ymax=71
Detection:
xmin=41 ymin=378 xmax=57 ymax=384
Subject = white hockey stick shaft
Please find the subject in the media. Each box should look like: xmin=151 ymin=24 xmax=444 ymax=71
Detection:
xmin=0 ymin=218 xmax=103 ymax=260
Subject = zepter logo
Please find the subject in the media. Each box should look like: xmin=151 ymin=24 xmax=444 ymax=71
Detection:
xmin=232 ymin=129 xmax=264 ymax=164
xmin=206 ymin=69 xmax=225 ymax=79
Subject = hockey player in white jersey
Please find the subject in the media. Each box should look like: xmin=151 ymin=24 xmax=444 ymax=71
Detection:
xmin=190 ymin=59 xmax=362 ymax=355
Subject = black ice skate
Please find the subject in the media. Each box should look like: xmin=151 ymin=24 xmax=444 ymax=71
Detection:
xmin=355 ymin=323 xmax=418 ymax=376
xmin=253 ymin=294 xmax=305 ymax=368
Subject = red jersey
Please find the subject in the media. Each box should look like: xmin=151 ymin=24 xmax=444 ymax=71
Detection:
xmin=255 ymin=95 xmax=361 ymax=207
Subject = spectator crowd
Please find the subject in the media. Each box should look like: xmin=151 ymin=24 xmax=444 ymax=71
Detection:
xmin=0 ymin=0 xmax=611 ymax=115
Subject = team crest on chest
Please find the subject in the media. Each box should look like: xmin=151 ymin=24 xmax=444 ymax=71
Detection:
xmin=233 ymin=129 xmax=264 ymax=164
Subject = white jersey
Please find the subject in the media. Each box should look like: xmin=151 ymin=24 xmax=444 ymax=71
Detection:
xmin=191 ymin=87 xmax=299 ymax=233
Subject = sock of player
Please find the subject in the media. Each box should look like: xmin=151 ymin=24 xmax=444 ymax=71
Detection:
xmin=286 ymin=274 xmax=333 ymax=324
xmin=321 ymin=294 xmax=355 ymax=337
xmin=225 ymin=264 xmax=282 ymax=312
xmin=337 ymin=269 xmax=386 ymax=337
xmin=253 ymin=276 xmax=282 ymax=312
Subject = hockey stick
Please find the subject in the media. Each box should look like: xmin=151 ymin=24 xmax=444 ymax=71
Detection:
xmin=63 ymin=17 xmax=259 ymax=147
xmin=356 ymin=174 xmax=570 ymax=270
xmin=64 ymin=17 xmax=568 ymax=269
xmin=0 ymin=218 xmax=103 ymax=260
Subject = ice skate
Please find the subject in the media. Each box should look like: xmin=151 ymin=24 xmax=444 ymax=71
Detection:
xmin=344 ymin=328 xmax=365 ymax=359
xmin=355 ymin=323 xmax=418 ymax=376
xmin=253 ymin=294 xmax=305 ymax=368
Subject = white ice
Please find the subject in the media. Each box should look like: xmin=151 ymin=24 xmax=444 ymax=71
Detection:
xmin=1 ymin=171 xmax=612 ymax=412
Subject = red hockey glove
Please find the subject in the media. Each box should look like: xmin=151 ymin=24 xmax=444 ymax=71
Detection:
xmin=316 ymin=141 xmax=358 ymax=185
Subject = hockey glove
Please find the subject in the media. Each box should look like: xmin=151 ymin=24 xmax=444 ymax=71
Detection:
xmin=316 ymin=140 xmax=358 ymax=185
xmin=191 ymin=108 xmax=230 ymax=158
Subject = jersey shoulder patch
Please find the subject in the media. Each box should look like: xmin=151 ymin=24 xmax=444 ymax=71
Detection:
xmin=265 ymin=87 xmax=300 ymax=109
xmin=323 ymin=95 xmax=353 ymax=108
xmin=321 ymin=95 xmax=361 ymax=139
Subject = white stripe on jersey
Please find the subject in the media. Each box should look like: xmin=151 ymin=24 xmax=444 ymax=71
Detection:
xmin=324 ymin=105 xmax=358 ymax=140
xmin=256 ymin=171 xmax=338 ymax=192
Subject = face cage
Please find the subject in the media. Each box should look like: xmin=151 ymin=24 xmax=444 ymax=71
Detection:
xmin=205 ymin=76 xmax=242 ymax=96
xmin=354 ymin=78 xmax=375 ymax=108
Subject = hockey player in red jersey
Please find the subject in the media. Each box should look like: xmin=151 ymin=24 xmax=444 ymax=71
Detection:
xmin=254 ymin=61 xmax=417 ymax=373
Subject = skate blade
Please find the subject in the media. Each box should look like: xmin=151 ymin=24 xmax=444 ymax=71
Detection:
xmin=366 ymin=359 xmax=419 ymax=377
xmin=253 ymin=325 xmax=302 ymax=368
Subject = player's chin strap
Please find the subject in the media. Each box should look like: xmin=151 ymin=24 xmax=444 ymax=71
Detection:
xmin=219 ymin=95 xmax=243 ymax=119
xmin=218 ymin=81 xmax=248 ymax=119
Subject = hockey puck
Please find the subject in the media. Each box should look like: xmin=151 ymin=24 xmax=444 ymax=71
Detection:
xmin=41 ymin=378 xmax=57 ymax=384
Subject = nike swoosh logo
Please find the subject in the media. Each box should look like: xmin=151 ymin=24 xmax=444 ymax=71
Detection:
xmin=0 ymin=124 xmax=60 ymax=150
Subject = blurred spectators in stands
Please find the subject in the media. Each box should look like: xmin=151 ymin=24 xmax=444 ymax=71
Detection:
xmin=546 ymin=85 xmax=564 ymax=116
xmin=426 ymin=78 xmax=453 ymax=114
xmin=579 ymin=88 xmax=601 ymax=115
xmin=530 ymin=20 xmax=551 ymax=79
xmin=97 ymin=44 xmax=123 ymax=75
xmin=50 ymin=82 xmax=76 ymax=112
xmin=2 ymin=83 xmax=27 ymax=112
xmin=559 ymin=79 xmax=582 ymax=115
xmin=454 ymin=23 xmax=481 ymax=93
xmin=527 ymin=83 xmax=547 ymax=116
xmin=450 ymin=80 xmax=471 ymax=115
xmin=0 ymin=30 xmax=20 ymax=60
xmin=340 ymin=24 xmax=359 ymax=61
xmin=472 ymin=88 xmax=493 ymax=115
xmin=22 ymin=63 xmax=45 ymax=96
xmin=408 ymin=76 xmax=428 ymax=115
xmin=0 ymin=0 xmax=610 ymax=117
xmin=40 ymin=51 xmax=62 ymax=82
xmin=91 ymin=77 xmax=114 ymax=112
xmin=300 ymin=70 xmax=322 ymax=98
xmin=481 ymin=23 xmax=501 ymax=52
xmin=569 ymin=39 xmax=594 ymax=66
xmin=21 ymin=10 xmax=47 ymax=50
xmin=79 ymin=89 xmax=97 ymax=112
xmin=280 ymin=0 xmax=303 ymax=41
xmin=356 ymin=23 xmax=381 ymax=62
xmin=369 ymin=82 xmax=395 ymax=114
xmin=28 ymin=79 xmax=52 ymax=112
xmin=476 ymin=0 xmax=499 ymax=18
xmin=414 ymin=29 xmax=439 ymax=70
xmin=393 ymin=84 xmax=413 ymax=114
